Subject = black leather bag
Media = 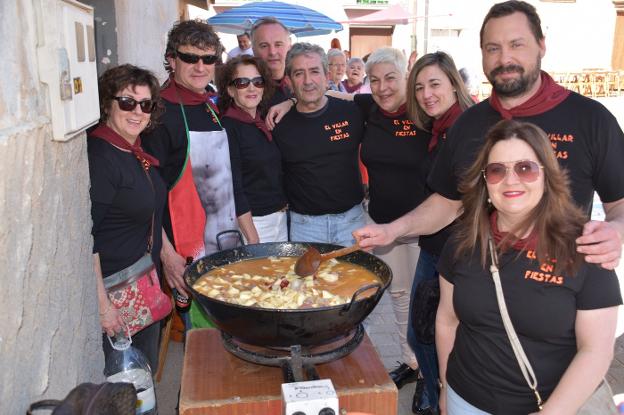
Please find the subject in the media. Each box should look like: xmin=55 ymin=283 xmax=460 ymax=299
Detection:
xmin=410 ymin=278 xmax=440 ymax=345
xmin=27 ymin=382 xmax=136 ymax=415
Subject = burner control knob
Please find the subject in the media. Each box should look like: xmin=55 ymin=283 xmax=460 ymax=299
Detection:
xmin=292 ymin=412 xmax=306 ymax=415
xmin=319 ymin=409 xmax=336 ymax=415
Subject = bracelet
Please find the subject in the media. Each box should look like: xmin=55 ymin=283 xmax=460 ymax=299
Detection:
xmin=99 ymin=302 xmax=113 ymax=316
xmin=288 ymin=97 xmax=297 ymax=106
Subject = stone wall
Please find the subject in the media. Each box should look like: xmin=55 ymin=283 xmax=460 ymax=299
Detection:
xmin=115 ymin=0 xmax=180 ymax=82
xmin=0 ymin=1 xmax=103 ymax=413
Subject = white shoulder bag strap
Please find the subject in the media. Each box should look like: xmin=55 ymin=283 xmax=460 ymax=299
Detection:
xmin=488 ymin=236 xmax=544 ymax=410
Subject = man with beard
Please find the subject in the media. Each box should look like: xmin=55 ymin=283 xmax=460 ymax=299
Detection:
xmin=354 ymin=0 xmax=624 ymax=270
xmin=273 ymin=43 xmax=366 ymax=245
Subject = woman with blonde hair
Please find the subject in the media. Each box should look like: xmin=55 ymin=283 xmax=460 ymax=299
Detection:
xmin=404 ymin=51 xmax=474 ymax=414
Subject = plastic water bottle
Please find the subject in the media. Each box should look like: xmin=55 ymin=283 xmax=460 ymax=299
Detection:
xmin=104 ymin=332 xmax=156 ymax=414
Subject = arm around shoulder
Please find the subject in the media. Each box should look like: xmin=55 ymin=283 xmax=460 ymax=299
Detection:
xmin=576 ymin=198 xmax=624 ymax=269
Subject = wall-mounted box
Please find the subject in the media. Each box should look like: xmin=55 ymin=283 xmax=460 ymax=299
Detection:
xmin=37 ymin=0 xmax=100 ymax=141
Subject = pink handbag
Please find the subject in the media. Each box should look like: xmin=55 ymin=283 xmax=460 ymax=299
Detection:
xmin=104 ymin=254 xmax=172 ymax=336
xmin=103 ymin=166 xmax=171 ymax=336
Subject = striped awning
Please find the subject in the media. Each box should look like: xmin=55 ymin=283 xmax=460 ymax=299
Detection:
xmin=208 ymin=1 xmax=343 ymax=37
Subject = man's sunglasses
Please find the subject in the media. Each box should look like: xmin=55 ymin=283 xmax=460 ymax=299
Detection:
xmin=230 ymin=77 xmax=266 ymax=89
xmin=176 ymin=50 xmax=218 ymax=65
xmin=482 ymin=160 xmax=543 ymax=185
xmin=113 ymin=96 xmax=157 ymax=113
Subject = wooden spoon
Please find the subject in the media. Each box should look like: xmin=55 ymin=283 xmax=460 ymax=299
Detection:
xmin=294 ymin=242 xmax=361 ymax=277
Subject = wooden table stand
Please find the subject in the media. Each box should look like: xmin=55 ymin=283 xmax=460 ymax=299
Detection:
xmin=179 ymin=328 xmax=398 ymax=415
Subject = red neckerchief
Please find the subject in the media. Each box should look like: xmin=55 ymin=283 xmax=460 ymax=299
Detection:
xmin=160 ymin=75 xmax=219 ymax=114
xmin=378 ymin=103 xmax=407 ymax=118
xmin=89 ymin=124 xmax=159 ymax=170
xmin=490 ymin=210 xmax=537 ymax=251
xmin=488 ymin=71 xmax=570 ymax=120
xmin=223 ymin=104 xmax=272 ymax=142
xmin=342 ymin=80 xmax=362 ymax=93
xmin=429 ymin=102 xmax=463 ymax=152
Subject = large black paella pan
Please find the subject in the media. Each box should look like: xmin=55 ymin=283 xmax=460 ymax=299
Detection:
xmin=184 ymin=242 xmax=392 ymax=347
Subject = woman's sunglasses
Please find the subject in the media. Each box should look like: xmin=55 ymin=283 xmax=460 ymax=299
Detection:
xmin=482 ymin=160 xmax=543 ymax=184
xmin=176 ymin=50 xmax=218 ymax=65
xmin=230 ymin=77 xmax=266 ymax=89
xmin=113 ymin=96 xmax=157 ymax=113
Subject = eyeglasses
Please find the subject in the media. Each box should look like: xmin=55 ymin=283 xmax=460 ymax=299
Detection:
xmin=175 ymin=50 xmax=218 ymax=65
xmin=113 ymin=96 xmax=157 ymax=113
xmin=482 ymin=160 xmax=543 ymax=184
xmin=230 ymin=77 xmax=265 ymax=89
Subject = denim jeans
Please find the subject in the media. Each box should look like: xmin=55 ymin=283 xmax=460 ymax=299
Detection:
xmin=446 ymin=384 xmax=491 ymax=415
xmin=407 ymin=249 xmax=440 ymax=410
xmin=289 ymin=203 xmax=366 ymax=246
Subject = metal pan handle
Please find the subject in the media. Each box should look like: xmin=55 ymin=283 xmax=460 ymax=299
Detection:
xmin=216 ymin=229 xmax=245 ymax=251
xmin=342 ymin=283 xmax=382 ymax=312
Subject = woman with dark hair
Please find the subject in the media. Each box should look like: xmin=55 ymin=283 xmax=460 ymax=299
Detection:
xmin=404 ymin=51 xmax=474 ymax=415
xmin=217 ymin=55 xmax=287 ymax=243
xmin=436 ymin=120 xmax=620 ymax=414
xmin=89 ymin=64 xmax=166 ymax=369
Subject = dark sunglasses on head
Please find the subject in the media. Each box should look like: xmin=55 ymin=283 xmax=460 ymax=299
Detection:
xmin=176 ymin=50 xmax=218 ymax=65
xmin=230 ymin=76 xmax=265 ymax=89
xmin=482 ymin=160 xmax=543 ymax=185
xmin=113 ymin=96 xmax=157 ymax=113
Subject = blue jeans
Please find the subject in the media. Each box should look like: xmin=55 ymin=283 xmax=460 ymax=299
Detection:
xmin=289 ymin=203 xmax=366 ymax=246
xmin=446 ymin=384 xmax=491 ymax=415
xmin=407 ymin=249 xmax=440 ymax=410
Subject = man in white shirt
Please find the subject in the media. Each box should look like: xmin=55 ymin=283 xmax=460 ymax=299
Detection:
xmin=227 ymin=32 xmax=253 ymax=60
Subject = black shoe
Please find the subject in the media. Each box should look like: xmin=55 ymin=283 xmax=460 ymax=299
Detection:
xmin=389 ymin=362 xmax=419 ymax=389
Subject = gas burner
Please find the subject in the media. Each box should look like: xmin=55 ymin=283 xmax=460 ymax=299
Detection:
xmin=221 ymin=324 xmax=365 ymax=382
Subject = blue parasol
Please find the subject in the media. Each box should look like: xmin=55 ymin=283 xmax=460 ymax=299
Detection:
xmin=207 ymin=1 xmax=343 ymax=37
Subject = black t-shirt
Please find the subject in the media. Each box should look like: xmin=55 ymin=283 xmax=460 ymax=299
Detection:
xmin=88 ymin=138 xmax=166 ymax=278
xmin=273 ymin=96 xmax=364 ymax=215
xmin=429 ymin=92 xmax=624 ymax=214
xmin=419 ymin=139 xmax=453 ymax=256
xmin=222 ymin=117 xmax=287 ymax=217
xmin=269 ymin=79 xmax=292 ymax=107
xmin=437 ymin=237 xmax=622 ymax=414
xmin=142 ymin=100 xmax=221 ymax=188
xmin=142 ymin=99 xmax=221 ymax=243
xmin=356 ymin=94 xmax=433 ymax=224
